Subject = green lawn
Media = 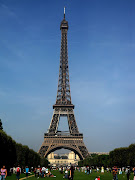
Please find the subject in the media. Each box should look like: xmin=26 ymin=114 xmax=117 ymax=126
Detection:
xmin=6 ymin=171 xmax=134 ymax=180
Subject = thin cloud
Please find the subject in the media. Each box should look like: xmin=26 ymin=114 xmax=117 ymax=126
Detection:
xmin=0 ymin=89 xmax=7 ymax=97
xmin=71 ymin=80 xmax=135 ymax=106
xmin=2 ymin=40 xmax=24 ymax=60
xmin=0 ymin=2 xmax=19 ymax=21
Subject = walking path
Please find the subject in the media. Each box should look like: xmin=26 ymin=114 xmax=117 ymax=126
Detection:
xmin=20 ymin=175 xmax=35 ymax=180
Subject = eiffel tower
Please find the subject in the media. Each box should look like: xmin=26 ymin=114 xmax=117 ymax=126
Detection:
xmin=38 ymin=8 xmax=89 ymax=160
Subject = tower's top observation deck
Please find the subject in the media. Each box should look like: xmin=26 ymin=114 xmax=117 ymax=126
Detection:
xmin=60 ymin=19 xmax=68 ymax=30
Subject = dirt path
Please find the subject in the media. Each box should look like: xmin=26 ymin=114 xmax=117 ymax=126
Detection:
xmin=20 ymin=175 xmax=35 ymax=180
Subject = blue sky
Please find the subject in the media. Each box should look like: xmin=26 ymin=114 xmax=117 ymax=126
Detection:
xmin=0 ymin=0 xmax=135 ymax=153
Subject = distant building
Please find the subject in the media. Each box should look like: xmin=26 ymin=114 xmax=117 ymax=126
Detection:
xmin=48 ymin=151 xmax=109 ymax=166
xmin=47 ymin=151 xmax=80 ymax=166
xmin=90 ymin=152 xmax=109 ymax=155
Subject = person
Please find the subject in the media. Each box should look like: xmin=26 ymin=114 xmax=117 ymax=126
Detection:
xmin=90 ymin=167 xmax=92 ymax=173
xmin=0 ymin=166 xmax=7 ymax=180
xmin=69 ymin=165 xmax=74 ymax=180
xmin=95 ymin=177 xmax=100 ymax=180
xmin=16 ymin=165 xmax=21 ymax=180
xmin=112 ymin=167 xmax=116 ymax=180
xmin=46 ymin=171 xmax=56 ymax=178
xmin=45 ymin=167 xmax=48 ymax=176
xmin=109 ymin=167 xmax=112 ymax=173
xmin=114 ymin=166 xmax=118 ymax=180
xmin=36 ymin=166 xmax=41 ymax=179
xmin=101 ymin=166 xmax=104 ymax=173
xmin=119 ymin=168 xmax=122 ymax=175
xmin=87 ymin=166 xmax=90 ymax=175
xmin=63 ymin=169 xmax=68 ymax=179
xmin=126 ymin=167 xmax=130 ymax=180
xmin=133 ymin=167 xmax=135 ymax=180
xmin=25 ymin=166 xmax=29 ymax=178
xmin=34 ymin=168 xmax=37 ymax=177
xmin=41 ymin=167 xmax=46 ymax=178
xmin=97 ymin=167 xmax=99 ymax=173
xmin=60 ymin=167 xmax=63 ymax=174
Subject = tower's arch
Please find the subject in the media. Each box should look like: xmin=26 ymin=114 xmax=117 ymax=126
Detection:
xmin=45 ymin=145 xmax=83 ymax=160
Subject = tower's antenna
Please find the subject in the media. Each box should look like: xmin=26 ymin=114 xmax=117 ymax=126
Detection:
xmin=64 ymin=7 xmax=65 ymax=19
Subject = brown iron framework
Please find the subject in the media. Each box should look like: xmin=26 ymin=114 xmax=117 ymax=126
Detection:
xmin=38 ymin=10 xmax=89 ymax=160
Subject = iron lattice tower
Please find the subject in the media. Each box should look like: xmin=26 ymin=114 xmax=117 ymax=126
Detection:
xmin=38 ymin=9 xmax=89 ymax=160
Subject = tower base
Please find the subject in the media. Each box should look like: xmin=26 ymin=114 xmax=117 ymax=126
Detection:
xmin=38 ymin=134 xmax=89 ymax=160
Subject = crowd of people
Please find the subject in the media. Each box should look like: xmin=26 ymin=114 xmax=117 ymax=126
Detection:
xmin=81 ymin=165 xmax=135 ymax=180
xmin=0 ymin=165 xmax=56 ymax=180
xmin=11 ymin=165 xmax=31 ymax=180
xmin=33 ymin=166 xmax=56 ymax=178
xmin=0 ymin=164 xmax=135 ymax=180
xmin=61 ymin=165 xmax=74 ymax=180
xmin=111 ymin=166 xmax=135 ymax=180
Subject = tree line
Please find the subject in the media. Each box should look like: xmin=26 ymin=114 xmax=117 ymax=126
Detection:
xmin=0 ymin=120 xmax=48 ymax=172
xmin=109 ymin=144 xmax=135 ymax=167
xmin=78 ymin=154 xmax=110 ymax=167
xmin=78 ymin=144 xmax=135 ymax=168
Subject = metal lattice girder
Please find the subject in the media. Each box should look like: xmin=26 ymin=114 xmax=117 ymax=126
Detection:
xmin=56 ymin=18 xmax=72 ymax=106
xmin=48 ymin=108 xmax=79 ymax=135
xmin=38 ymin=10 xmax=89 ymax=160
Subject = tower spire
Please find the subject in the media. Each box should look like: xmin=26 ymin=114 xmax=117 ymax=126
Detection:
xmin=64 ymin=7 xmax=65 ymax=19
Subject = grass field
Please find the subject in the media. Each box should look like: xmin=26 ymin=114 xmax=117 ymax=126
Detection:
xmin=6 ymin=171 xmax=134 ymax=180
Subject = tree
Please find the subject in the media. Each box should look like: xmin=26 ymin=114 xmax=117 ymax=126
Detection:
xmin=78 ymin=154 xmax=110 ymax=167
xmin=40 ymin=158 xmax=49 ymax=167
xmin=0 ymin=130 xmax=16 ymax=171
xmin=127 ymin=144 xmax=135 ymax=166
xmin=0 ymin=130 xmax=41 ymax=169
xmin=0 ymin=119 xmax=3 ymax=130
xmin=110 ymin=147 xmax=130 ymax=167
